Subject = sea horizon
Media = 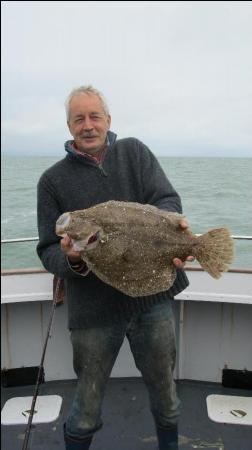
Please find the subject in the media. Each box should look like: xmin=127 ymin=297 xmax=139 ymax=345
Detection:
xmin=2 ymin=152 xmax=252 ymax=159
xmin=2 ymin=155 xmax=252 ymax=269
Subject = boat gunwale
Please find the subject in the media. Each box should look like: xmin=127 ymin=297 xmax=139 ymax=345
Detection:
xmin=1 ymin=266 xmax=252 ymax=276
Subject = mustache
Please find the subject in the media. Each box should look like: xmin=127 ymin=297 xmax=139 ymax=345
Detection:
xmin=81 ymin=133 xmax=98 ymax=138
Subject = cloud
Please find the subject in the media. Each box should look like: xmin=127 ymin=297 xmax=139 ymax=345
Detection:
xmin=2 ymin=1 xmax=252 ymax=156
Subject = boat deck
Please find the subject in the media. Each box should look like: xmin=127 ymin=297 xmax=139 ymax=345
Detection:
xmin=1 ymin=377 xmax=252 ymax=450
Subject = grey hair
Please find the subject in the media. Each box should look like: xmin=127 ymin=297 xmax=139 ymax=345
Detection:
xmin=65 ymin=85 xmax=110 ymax=121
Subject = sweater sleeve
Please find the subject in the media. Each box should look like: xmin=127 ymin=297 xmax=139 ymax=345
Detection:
xmin=137 ymin=140 xmax=183 ymax=213
xmin=36 ymin=174 xmax=82 ymax=278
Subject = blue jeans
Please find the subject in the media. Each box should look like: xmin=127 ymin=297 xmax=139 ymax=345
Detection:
xmin=65 ymin=301 xmax=180 ymax=438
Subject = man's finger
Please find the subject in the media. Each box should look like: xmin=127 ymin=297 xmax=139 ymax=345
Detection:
xmin=173 ymin=258 xmax=185 ymax=268
xmin=173 ymin=255 xmax=195 ymax=268
xmin=179 ymin=219 xmax=188 ymax=229
xmin=60 ymin=235 xmax=73 ymax=252
xmin=186 ymin=256 xmax=195 ymax=262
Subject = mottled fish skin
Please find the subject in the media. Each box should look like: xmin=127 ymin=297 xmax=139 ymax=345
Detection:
xmin=56 ymin=200 xmax=234 ymax=297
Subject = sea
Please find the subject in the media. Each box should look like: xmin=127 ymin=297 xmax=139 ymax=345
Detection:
xmin=1 ymin=155 xmax=252 ymax=270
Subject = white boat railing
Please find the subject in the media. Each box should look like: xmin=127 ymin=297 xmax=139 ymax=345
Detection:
xmin=1 ymin=237 xmax=39 ymax=243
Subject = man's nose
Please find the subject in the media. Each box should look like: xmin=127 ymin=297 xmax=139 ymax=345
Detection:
xmin=83 ymin=118 xmax=94 ymax=130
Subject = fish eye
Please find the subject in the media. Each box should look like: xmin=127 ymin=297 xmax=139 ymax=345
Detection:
xmin=87 ymin=231 xmax=100 ymax=245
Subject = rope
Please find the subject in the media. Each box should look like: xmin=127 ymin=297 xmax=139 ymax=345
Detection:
xmin=21 ymin=277 xmax=63 ymax=450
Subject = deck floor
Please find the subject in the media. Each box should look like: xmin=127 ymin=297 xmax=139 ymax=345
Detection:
xmin=1 ymin=377 xmax=252 ymax=450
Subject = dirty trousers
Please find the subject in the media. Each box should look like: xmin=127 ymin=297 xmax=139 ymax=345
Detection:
xmin=65 ymin=301 xmax=180 ymax=438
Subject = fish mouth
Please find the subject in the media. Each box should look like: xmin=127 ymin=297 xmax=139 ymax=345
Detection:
xmin=56 ymin=212 xmax=71 ymax=236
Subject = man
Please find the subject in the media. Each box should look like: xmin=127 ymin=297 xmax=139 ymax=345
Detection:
xmin=37 ymin=85 xmax=191 ymax=450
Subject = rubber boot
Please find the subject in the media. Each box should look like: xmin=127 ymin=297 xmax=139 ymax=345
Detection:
xmin=156 ymin=424 xmax=178 ymax=450
xmin=64 ymin=423 xmax=93 ymax=450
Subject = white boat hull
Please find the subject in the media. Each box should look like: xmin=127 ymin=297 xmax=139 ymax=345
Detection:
xmin=1 ymin=268 xmax=252 ymax=382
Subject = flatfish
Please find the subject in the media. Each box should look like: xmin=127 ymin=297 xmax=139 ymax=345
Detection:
xmin=56 ymin=200 xmax=234 ymax=297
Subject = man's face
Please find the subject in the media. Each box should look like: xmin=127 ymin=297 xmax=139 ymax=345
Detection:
xmin=67 ymin=93 xmax=111 ymax=154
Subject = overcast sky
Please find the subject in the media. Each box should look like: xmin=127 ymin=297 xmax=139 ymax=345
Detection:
xmin=2 ymin=1 xmax=252 ymax=157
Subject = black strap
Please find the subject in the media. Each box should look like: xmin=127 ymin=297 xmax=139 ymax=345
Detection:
xmin=21 ymin=277 xmax=62 ymax=450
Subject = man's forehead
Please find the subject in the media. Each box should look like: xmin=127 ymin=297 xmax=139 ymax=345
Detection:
xmin=69 ymin=93 xmax=107 ymax=119
xmin=70 ymin=92 xmax=102 ymax=109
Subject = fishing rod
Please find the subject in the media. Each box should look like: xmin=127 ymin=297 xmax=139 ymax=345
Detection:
xmin=21 ymin=277 xmax=64 ymax=450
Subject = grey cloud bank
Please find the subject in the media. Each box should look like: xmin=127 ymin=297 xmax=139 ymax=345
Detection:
xmin=2 ymin=1 xmax=252 ymax=157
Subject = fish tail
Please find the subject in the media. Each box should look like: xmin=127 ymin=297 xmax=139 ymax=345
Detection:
xmin=193 ymin=228 xmax=234 ymax=278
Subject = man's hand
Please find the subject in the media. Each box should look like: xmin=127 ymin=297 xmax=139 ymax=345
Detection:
xmin=172 ymin=218 xmax=194 ymax=269
xmin=60 ymin=235 xmax=82 ymax=263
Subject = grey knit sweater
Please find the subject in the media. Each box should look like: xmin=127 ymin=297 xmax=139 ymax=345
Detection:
xmin=37 ymin=132 xmax=189 ymax=328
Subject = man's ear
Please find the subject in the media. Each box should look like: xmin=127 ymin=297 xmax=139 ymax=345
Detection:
xmin=107 ymin=115 xmax=111 ymax=129
xmin=67 ymin=121 xmax=73 ymax=136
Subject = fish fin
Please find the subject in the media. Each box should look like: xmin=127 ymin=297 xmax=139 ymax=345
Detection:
xmin=194 ymin=228 xmax=234 ymax=278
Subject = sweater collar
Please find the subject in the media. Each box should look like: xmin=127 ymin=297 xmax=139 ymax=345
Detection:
xmin=64 ymin=131 xmax=117 ymax=163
